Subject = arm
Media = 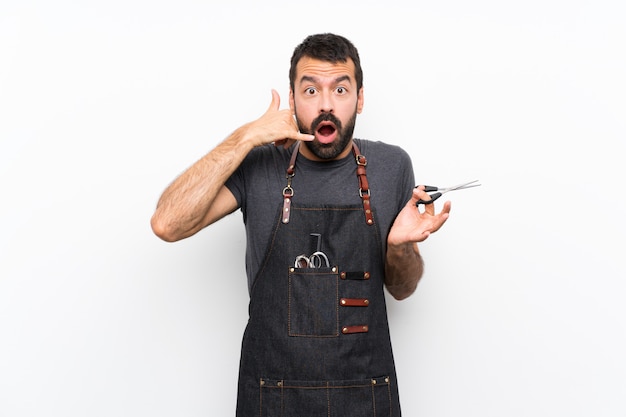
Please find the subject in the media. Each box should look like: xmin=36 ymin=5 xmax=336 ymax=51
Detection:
xmin=384 ymin=186 xmax=451 ymax=300
xmin=150 ymin=90 xmax=314 ymax=242
xmin=384 ymin=242 xmax=424 ymax=301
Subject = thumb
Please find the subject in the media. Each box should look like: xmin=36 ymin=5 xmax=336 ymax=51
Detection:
xmin=266 ymin=89 xmax=280 ymax=113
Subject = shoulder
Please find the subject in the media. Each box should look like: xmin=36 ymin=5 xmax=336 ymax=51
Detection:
xmin=234 ymin=143 xmax=296 ymax=178
xmin=355 ymin=139 xmax=413 ymax=168
xmin=355 ymin=138 xmax=415 ymax=202
xmin=226 ymin=144 xmax=294 ymax=204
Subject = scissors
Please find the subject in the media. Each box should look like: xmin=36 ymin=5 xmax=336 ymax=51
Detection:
xmin=294 ymin=252 xmax=330 ymax=268
xmin=294 ymin=233 xmax=331 ymax=268
xmin=415 ymin=179 xmax=481 ymax=206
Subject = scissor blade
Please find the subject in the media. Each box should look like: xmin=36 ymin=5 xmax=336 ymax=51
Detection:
xmin=441 ymin=180 xmax=481 ymax=193
xmin=455 ymin=183 xmax=481 ymax=190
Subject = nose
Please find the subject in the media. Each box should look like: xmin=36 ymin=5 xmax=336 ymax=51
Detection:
xmin=319 ymin=91 xmax=334 ymax=113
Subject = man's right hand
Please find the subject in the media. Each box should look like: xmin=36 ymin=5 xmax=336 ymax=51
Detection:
xmin=245 ymin=89 xmax=314 ymax=149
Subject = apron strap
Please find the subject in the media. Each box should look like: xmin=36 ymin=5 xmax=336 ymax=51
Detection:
xmin=352 ymin=142 xmax=374 ymax=226
xmin=281 ymin=142 xmax=300 ymax=224
xmin=282 ymin=141 xmax=374 ymax=226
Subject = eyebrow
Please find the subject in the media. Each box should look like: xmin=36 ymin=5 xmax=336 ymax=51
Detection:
xmin=299 ymin=75 xmax=353 ymax=85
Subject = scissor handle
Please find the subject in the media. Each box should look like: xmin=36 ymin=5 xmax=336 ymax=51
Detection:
xmin=415 ymin=185 xmax=438 ymax=192
xmin=415 ymin=185 xmax=438 ymax=206
xmin=416 ymin=192 xmax=442 ymax=206
xmin=294 ymin=255 xmax=310 ymax=268
xmin=309 ymin=251 xmax=330 ymax=268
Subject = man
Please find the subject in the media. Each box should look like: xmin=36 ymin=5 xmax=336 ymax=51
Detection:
xmin=151 ymin=33 xmax=450 ymax=416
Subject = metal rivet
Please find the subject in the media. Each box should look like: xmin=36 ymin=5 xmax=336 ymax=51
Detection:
xmin=341 ymin=299 xmax=346 ymax=305
xmin=332 ymin=267 xmax=337 ymax=273
xmin=385 ymin=377 xmax=390 ymax=383
xmin=371 ymin=379 xmax=377 ymax=385
xmin=289 ymin=267 xmax=295 ymax=272
xmin=340 ymin=272 xmax=346 ymax=279
xmin=364 ymin=299 xmax=369 ymax=305
xmin=364 ymin=272 xmax=370 ymax=279
xmin=277 ymin=381 xmax=283 ymax=387
xmin=367 ymin=219 xmax=373 ymax=224
xmin=260 ymin=379 xmax=265 ymax=386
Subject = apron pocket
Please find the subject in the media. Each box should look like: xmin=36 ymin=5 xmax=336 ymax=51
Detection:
xmin=260 ymin=376 xmax=393 ymax=417
xmin=288 ymin=267 xmax=338 ymax=337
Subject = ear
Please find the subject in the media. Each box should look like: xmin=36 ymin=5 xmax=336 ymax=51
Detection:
xmin=357 ymin=86 xmax=364 ymax=114
xmin=289 ymin=88 xmax=295 ymax=114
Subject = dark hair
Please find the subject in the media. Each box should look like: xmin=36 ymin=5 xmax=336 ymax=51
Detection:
xmin=289 ymin=33 xmax=363 ymax=91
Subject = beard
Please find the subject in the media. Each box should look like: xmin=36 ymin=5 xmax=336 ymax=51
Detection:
xmin=296 ymin=110 xmax=357 ymax=160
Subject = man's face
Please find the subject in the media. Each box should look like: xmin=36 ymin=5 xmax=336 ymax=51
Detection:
xmin=290 ymin=56 xmax=364 ymax=161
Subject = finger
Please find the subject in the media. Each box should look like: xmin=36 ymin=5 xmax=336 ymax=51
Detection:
xmin=429 ymin=213 xmax=450 ymax=234
xmin=441 ymin=200 xmax=452 ymax=215
xmin=429 ymin=203 xmax=451 ymax=233
xmin=273 ymin=133 xmax=314 ymax=149
xmin=295 ymin=132 xmax=315 ymax=141
xmin=411 ymin=186 xmax=432 ymax=207
xmin=266 ymin=89 xmax=281 ymax=113
xmin=274 ymin=139 xmax=295 ymax=148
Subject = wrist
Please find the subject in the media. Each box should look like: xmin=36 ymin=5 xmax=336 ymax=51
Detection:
xmin=387 ymin=241 xmax=420 ymax=258
xmin=230 ymin=123 xmax=261 ymax=150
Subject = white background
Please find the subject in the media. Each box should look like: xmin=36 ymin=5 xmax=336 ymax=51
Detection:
xmin=1 ymin=1 xmax=625 ymax=416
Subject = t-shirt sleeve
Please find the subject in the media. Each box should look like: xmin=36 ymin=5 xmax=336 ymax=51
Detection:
xmin=224 ymin=146 xmax=266 ymax=209
xmin=399 ymin=148 xmax=416 ymax=209
xmin=224 ymin=144 xmax=286 ymax=219
xmin=225 ymin=163 xmax=245 ymax=208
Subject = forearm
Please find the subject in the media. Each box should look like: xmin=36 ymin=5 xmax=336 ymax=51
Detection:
xmin=151 ymin=126 xmax=253 ymax=241
xmin=384 ymin=242 xmax=424 ymax=300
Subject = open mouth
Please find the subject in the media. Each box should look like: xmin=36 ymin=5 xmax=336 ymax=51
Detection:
xmin=315 ymin=122 xmax=337 ymax=144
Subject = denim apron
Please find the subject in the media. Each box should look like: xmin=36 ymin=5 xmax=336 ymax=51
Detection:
xmin=236 ymin=142 xmax=401 ymax=416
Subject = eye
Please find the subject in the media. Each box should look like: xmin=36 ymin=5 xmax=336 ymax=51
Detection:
xmin=335 ymin=86 xmax=347 ymax=95
xmin=304 ymin=87 xmax=317 ymax=95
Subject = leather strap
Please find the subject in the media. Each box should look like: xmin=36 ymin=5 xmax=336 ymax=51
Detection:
xmin=352 ymin=142 xmax=374 ymax=226
xmin=341 ymin=325 xmax=369 ymax=334
xmin=281 ymin=142 xmax=300 ymax=224
xmin=340 ymin=298 xmax=370 ymax=307
xmin=340 ymin=271 xmax=371 ymax=280
xmin=286 ymin=141 xmax=299 ymax=177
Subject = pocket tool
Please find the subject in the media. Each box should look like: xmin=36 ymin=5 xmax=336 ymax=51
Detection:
xmin=415 ymin=179 xmax=481 ymax=206
xmin=294 ymin=233 xmax=331 ymax=268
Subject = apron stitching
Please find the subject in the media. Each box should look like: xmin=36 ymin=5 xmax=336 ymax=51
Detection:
xmin=387 ymin=380 xmax=392 ymax=416
xmin=326 ymin=381 xmax=331 ymax=417
xmin=252 ymin=207 xmax=284 ymax=295
xmin=371 ymin=383 xmax=376 ymax=416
